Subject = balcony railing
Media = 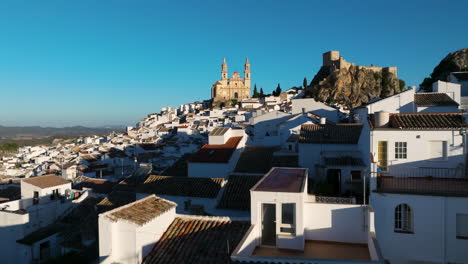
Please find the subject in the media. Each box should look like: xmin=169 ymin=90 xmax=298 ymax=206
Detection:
xmin=380 ymin=166 xmax=465 ymax=179
xmin=376 ymin=176 xmax=468 ymax=196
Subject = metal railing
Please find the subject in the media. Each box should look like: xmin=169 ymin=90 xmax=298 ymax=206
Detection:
xmin=380 ymin=166 xmax=465 ymax=179
xmin=376 ymin=176 xmax=468 ymax=196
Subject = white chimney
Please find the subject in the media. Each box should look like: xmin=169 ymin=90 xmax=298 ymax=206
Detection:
xmin=320 ymin=117 xmax=327 ymax=125
xmin=374 ymin=111 xmax=390 ymax=128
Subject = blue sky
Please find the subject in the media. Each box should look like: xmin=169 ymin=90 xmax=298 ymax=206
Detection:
xmin=0 ymin=0 xmax=467 ymax=127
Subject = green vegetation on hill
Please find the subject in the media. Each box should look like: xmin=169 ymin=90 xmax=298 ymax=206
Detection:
xmin=0 ymin=143 xmax=18 ymax=151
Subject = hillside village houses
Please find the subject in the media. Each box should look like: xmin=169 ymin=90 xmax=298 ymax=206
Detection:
xmin=0 ymin=52 xmax=468 ymax=263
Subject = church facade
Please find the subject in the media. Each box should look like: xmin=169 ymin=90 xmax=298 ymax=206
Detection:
xmin=211 ymin=58 xmax=251 ymax=106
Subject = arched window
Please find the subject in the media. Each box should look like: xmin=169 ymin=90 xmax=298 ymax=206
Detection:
xmin=234 ymin=92 xmax=238 ymax=99
xmin=395 ymin=203 xmax=413 ymax=232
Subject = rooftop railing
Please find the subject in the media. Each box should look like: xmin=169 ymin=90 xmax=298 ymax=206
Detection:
xmin=376 ymin=176 xmax=468 ymax=197
xmin=380 ymin=166 xmax=465 ymax=179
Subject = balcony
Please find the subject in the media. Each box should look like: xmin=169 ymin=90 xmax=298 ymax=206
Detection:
xmin=376 ymin=176 xmax=468 ymax=197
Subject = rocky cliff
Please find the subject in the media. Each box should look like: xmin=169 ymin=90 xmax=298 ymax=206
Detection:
xmin=305 ymin=65 xmax=405 ymax=109
xmin=420 ymin=48 xmax=468 ymax=91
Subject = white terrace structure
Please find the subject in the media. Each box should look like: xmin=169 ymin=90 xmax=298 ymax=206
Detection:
xmin=231 ymin=167 xmax=384 ymax=263
xmin=369 ymin=111 xmax=468 ymax=263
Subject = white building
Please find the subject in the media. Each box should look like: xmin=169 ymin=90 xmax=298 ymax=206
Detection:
xmin=298 ymin=123 xmax=367 ymax=195
xmin=98 ymin=195 xmax=177 ymax=264
xmin=291 ymin=98 xmax=340 ymax=122
xmin=369 ymin=111 xmax=468 ymax=264
xmin=187 ymin=127 xmax=246 ymax=179
xmin=231 ymin=167 xmax=384 ymax=263
xmin=0 ymin=175 xmax=86 ymax=264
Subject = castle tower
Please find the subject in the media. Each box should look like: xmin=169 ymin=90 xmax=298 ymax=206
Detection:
xmin=221 ymin=58 xmax=228 ymax=80
xmin=244 ymin=58 xmax=251 ymax=88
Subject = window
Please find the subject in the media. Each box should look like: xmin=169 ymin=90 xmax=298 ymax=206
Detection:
xmin=280 ymin=203 xmax=295 ymax=234
xmin=378 ymin=141 xmax=388 ymax=171
xmin=351 ymin=170 xmax=362 ymax=181
xmin=33 ymin=191 xmax=39 ymax=205
xmin=456 ymin=214 xmax=468 ymax=239
xmin=395 ymin=204 xmax=413 ymax=233
xmin=395 ymin=142 xmax=407 ymax=159
xmin=429 ymin=141 xmax=447 ymax=161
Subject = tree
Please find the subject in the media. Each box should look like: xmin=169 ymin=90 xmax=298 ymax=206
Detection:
xmin=252 ymin=84 xmax=258 ymax=98
xmin=275 ymin=83 xmax=282 ymax=96
xmin=259 ymin=88 xmax=265 ymax=98
xmin=303 ymin=77 xmax=308 ymax=89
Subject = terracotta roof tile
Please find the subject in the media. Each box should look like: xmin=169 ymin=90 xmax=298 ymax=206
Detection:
xmin=138 ymin=175 xmax=223 ymax=198
xmin=106 ymin=195 xmax=175 ymax=226
xmin=217 ymin=174 xmax=262 ymax=211
xmin=143 ymin=217 xmax=250 ymax=264
xmin=388 ymin=113 xmax=467 ymax=129
xmin=414 ymin=93 xmax=459 ymax=106
xmin=299 ymin=124 xmax=363 ymax=144
xmin=22 ymin=175 xmax=70 ymax=189
xmin=97 ymin=190 xmax=136 ymax=213
xmin=189 ymin=136 xmax=242 ymax=163
xmin=74 ymin=177 xmax=117 ymax=194
xmin=234 ymin=146 xmax=278 ymax=173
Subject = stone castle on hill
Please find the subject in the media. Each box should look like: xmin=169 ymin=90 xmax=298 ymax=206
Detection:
xmin=211 ymin=58 xmax=251 ymax=106
xmin=323 ymin=50 xmax=398 ymax=77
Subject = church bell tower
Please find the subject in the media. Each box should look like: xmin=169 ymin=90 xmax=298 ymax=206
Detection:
xmin=244 ymin=58 xmax=251 ymax=88
xmin=221 ymin=58 xmax=228 ymax=80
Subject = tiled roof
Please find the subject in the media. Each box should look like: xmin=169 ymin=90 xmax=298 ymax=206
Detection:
xmin=74 ymin=177 xmax=117 ymax=194
xmin=324 ymin=156 xmax=366 ymax=167
xmin=97 ymin=190 xmax=136 ymax=213
xmin=299 ymin=124 xmax=363 ymax=144
xmin=143 ymin=216 xmax=250 ymax=264
xmin=188 ymin=136 xmax=243 ymax=163
xmin=106 ymin=195 xmax=176 ymax=226
xmin=217 ymin=174 xmax=262 ymax=211
xmin=388 ymin=113 xmax=467 ymax=129
xmin=17 ymin=223 xmax=66 ymax=245
xmin=22 ymin=174 xmax=70 ymax=189
xmin=234 ymin=146 xmax=278 ymax=173
xmin=209 ymin=127 xmax=230 ymax=136
xmin=138 ymin=175 xmax=223 ymax=198
xmin=414 ymin=93 xmax=459 ymax=106
xmin=161 ymin=153 xmax=191 ymax=177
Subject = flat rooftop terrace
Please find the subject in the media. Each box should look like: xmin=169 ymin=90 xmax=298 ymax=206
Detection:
xmin=253 ymin=167 xmax=306 ymax=193
xmin=252 ymin=240 xmax=371 ymax=261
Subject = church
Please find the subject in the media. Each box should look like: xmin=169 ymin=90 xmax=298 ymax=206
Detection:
xmin=211 ymin=58 xmax=251 ymax=106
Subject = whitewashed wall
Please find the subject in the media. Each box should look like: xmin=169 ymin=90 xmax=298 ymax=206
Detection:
xmin=371 ymin=193 xmax=468 ymax=264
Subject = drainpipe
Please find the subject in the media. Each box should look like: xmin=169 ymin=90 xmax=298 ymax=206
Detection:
xmin=442 ymin=197 xmax=447 ymax=263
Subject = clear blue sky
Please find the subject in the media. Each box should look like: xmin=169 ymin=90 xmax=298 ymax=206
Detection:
xmin=0 ymin=0 xmax=467 ymax=127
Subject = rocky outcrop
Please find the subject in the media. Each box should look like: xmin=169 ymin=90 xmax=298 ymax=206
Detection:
xmin=420 ymin=48 xmax=468 ymax=91
xmin=305 ymin=65 xmax=405 ymax=109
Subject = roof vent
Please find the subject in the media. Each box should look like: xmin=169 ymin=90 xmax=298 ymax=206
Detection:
xmin=320 ymin=117 xmax=327 ymax=125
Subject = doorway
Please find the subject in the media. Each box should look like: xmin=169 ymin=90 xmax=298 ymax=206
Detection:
xmin=261 ymin=203 xmax=276 ymax=246
xmin=327 ymin=169 xmax=341 ymax=195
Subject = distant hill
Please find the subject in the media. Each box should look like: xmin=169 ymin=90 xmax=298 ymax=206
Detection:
xmin=0 ymin=125 xmax=123 ymax=139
